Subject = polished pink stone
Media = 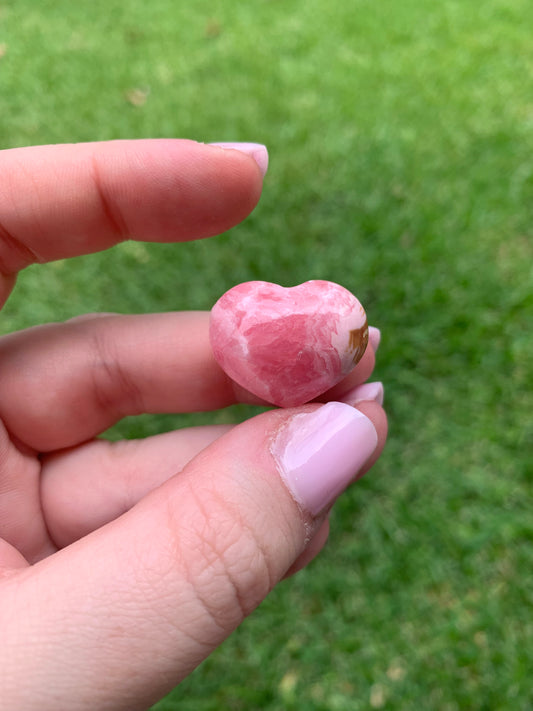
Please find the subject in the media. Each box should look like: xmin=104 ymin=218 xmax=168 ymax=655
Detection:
xmin=209 ymin=280 xmax=369 ymax=407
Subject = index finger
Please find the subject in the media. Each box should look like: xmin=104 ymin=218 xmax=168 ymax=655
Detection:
xmin=0 ymin=139 xmax=266 ymax=305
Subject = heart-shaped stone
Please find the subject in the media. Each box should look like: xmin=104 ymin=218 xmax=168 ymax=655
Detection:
xmin=209 ymin=280 xmax=368 ymax=407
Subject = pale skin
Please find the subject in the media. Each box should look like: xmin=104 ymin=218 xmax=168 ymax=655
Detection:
xmin=0 ymin=140 xmax=387 ymax=710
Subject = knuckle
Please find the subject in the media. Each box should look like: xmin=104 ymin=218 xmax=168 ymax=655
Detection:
xmin=166 ymin=482 xmax=276 ymax=633
xmin=89 ymin=326 xmax=145 ymax=418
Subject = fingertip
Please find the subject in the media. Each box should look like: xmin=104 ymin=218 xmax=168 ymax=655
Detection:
xmin=270 ymin=403 xmax=378 ymax=516
xmin=318 ymin=344 xmax=376 ymax=402
xmin=339 ymin=381 xmax=384 ymax=407
xmin=368 ymin=326 xmax=381 ymax=352
xmin=352 ymin=400 xmax=388 ymax=477
xmin=209 ymin=142 xmax=269 ymax=177
xmin=0 ymin=139 xmax=267 ymax=269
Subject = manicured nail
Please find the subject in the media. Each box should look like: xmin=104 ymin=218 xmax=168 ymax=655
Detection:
xmin=210 ymin=142 xmax=269 ymax=177
xmin=271 ymin=402 xmax=378 ymax=516
xmin=368 ymin=326 xmax=381 ymax=352
xmin=340 ymin=381 xmax=384 ymax=407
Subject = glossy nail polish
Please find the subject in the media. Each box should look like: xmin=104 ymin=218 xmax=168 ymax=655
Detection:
xmin=271 ymin=402 xmax=378 ymax=515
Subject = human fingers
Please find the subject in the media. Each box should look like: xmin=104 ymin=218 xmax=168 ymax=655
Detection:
xmin=40 ymin=398 xmax=386 ymax=552
xmin=285 ymin=399 xmax=387 ymax=577
xmin=40 ymin=425 xmax=233 ymax=549
xmin=285 ymin=398 xmax=387 ymax=577
xmin=0 ymin=312 xmax=377 ymax=451
xmin=41 ymin=397 xmax=386 ymax=555
xmin=0 ymin=312 xmax=248 ymax=451
xmin=0 ymin=139 xmax=266 ymax=306
xmin=1 ymin=402 xmax=386 ymax=711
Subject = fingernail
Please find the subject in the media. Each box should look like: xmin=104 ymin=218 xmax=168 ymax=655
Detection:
xmin=271 ymin=402 xmax=378 ymax=516
xmin=368 ymin=326 xmax=381 ymax=352
xmin=340 ymin=381 xmax=384 ymax=406
xmin=210 ymin=142 xmax=269 ymax=177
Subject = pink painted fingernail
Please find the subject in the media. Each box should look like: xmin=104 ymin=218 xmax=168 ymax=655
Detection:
xmin=340 ymin=381 xmax=384 ymax=406
xmin=210 ymin=142 xmax=269 ymax=176
xmin=271 ymin=402 xmax=378 ymax=516
xmin=368 ymin=326 xmax=381 ymax=352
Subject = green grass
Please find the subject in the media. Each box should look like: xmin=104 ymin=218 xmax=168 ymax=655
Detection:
xmin=1 ymin=0 xmax=533 ymax=708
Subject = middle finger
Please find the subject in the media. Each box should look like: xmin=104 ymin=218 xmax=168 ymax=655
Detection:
xmin=0 ymin=312 xmax=376 ymax=450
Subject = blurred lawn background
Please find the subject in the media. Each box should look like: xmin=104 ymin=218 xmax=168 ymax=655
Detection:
xmin=1 ymin=0 xmax=532 ymax=708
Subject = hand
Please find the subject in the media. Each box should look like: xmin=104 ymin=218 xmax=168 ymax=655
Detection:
xmin=0 ymin=140 xmax=387 ymax=710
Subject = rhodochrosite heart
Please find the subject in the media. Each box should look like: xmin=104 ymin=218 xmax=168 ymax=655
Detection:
xmin=209 ymin=280 xmax=368 ymax=407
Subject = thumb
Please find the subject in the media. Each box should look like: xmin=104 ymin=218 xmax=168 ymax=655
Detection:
xmin=1 ymin=402 xmax=382 ymax=711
